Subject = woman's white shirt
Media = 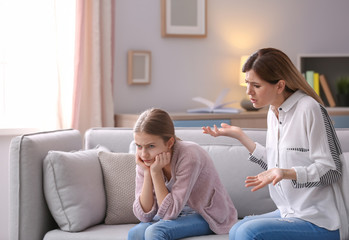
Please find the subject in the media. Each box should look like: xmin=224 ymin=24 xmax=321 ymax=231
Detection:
xmin=251 ymin=90 xmax=343 ymax=231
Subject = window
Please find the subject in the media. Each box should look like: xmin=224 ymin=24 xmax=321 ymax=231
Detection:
xmin=0 ymin=0 xmax=75 ymax=130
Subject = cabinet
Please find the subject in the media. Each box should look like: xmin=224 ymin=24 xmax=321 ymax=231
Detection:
xmin=328 ymin=107 xmax=349 ymax=128
xmin=298 ymin=54 xmax=349 ymax=106
xmin=115 ymin=111 xmax=268 ymax=129
xmin=115 ymin=108 xmax=349 ymax=128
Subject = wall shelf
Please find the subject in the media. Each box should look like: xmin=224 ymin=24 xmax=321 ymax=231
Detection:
xmin=298 ymin=54 xmax=349 ymax=107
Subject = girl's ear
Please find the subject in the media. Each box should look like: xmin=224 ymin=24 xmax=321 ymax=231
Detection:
xmin=167 ymin=137 xmax=175 ymax=150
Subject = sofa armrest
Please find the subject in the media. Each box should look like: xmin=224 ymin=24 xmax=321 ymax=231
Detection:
xmin=10 ymin=129 xmax=82 ymax=240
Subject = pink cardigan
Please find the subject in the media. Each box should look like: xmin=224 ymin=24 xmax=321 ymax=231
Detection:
xmin=132 ymin=140 xmax=238 ymax=234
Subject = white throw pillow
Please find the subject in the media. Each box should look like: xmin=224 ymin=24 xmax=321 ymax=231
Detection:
xmin=98 ymin=151 xmax=139 ymax=224
xmin=43 ymin=146 xmax=107 ymax=232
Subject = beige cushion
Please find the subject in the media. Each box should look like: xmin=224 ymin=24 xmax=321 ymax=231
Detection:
xmin=98 ymin=151 xmax=140 ymax=224
xmin=43 ymin=146 xmax=107 ymax=232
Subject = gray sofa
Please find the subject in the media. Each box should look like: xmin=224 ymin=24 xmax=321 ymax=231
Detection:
xmin=9 ymin=127 xmax=349 ymax=240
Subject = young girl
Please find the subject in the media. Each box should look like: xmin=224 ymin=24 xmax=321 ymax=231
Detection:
xmin=128 ymin=108 xmax=237 ymax=240
xmin=203 ymin=48 xmax=347 ymax=240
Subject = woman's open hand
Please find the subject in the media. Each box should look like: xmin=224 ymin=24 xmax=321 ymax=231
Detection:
xmin=245 ymin=168 xmax=284 ymax=192
xmin=202 ymin=123 xmax=243 ymax=139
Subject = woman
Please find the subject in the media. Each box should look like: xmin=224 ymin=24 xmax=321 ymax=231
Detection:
xmin=203 ymin=48 xmax=348 ymax=240
xmin=128 ymin=108 xmax=237 ymax=240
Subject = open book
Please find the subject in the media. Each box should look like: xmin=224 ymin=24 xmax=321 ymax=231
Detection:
xmin=187 ymin=89 xmax=240 ymax=113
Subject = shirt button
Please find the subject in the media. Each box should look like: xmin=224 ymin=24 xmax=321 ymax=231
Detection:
xmin=279 ymin=121 xmax=282 ymax=124
xmin=279 ymin=108 xmax=282 ymax=111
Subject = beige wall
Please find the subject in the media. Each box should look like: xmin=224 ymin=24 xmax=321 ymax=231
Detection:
xmin=113 ymin=0 xmax=349 ymax=114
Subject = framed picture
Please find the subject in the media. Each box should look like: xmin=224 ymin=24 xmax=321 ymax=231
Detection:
xmin=127 ymin=50 xmax=151 ymax=85
xmin=161 ymin=0 xmax=207 ymax=38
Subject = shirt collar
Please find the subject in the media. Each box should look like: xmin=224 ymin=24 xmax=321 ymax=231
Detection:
xmin=279 ymin=90 xmax=307 ymax=112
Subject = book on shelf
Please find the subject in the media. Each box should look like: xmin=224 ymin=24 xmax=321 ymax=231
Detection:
xmin=187 ymin=88 xmax=240 ymax=113
xmin=305 ymin=70 xmax=314 ymax=88
xmin=303 ymin=70 xmax=336 ymax=107
xmin=313 ymin=72 xmax=320 ymax=96
xmin=305 ymin=70 xmax=320 ymax=96
xmin=319 ymin=74 xmax=336 ymax=107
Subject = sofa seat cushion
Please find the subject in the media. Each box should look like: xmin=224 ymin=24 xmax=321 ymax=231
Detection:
xmin=43 ymin=224 xmax=229 ymax=240
xmin=43 ymin=224 xmax=137 ymax=240
xmin=43 ymin=146 xmax=108 ymax=232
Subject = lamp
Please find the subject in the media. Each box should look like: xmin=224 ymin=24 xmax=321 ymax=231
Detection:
xmin=239 ymin=55 xmax=249 ymax=87
xmin=239 ymin=55 xmax=259 ymax=111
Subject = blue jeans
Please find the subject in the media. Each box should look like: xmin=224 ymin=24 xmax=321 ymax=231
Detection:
xmin=127 ymin=213 xmax=213 ymax=240
xmin=229 ymin=209 xmax=339 ymax=240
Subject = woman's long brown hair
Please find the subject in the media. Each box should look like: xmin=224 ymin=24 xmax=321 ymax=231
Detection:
xmin=242 ymin=48 xmax=323 ymax=105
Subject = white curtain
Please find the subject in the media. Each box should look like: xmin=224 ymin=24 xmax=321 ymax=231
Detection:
xmin=0 ymin=0 xmax=114 ymax=133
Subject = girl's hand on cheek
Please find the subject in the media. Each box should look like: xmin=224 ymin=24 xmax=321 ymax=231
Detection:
xmin=150 ymin=152 xmax=171 ymax=174
xmin=135 ymin=155 xmax=149 ymax=171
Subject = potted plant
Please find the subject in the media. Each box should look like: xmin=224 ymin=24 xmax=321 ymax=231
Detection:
xmin=336 ymin=76 xmax=349 ymax=106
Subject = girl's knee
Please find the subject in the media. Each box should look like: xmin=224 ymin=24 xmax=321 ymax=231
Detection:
xmin=144 ymin=224 xmax=167 ymax=240
xmin=128 ymin=227 xmax=143 ymax=240
xmin=229 ymin=220 xmax=262 ymax=240
xmin=229 ymin=223 xmax=238 ymax=240
xmin=229 ymin=218 xmax=249 ymax=240
xmin=128 ymin=223 xmax=150 ymax=240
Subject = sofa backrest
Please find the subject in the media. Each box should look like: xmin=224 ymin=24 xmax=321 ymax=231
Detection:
xmin=84 ymin=127 xmax=268 ymax=152
xmin=85 ymin=127 xmax=349 ymax=219
xmin=175 ymin=128 xmax=275 ymax=217
xmin=336 ymin=128 xmax=349 ymax=152
xmin=85 ymin=127 xmax=134 ymax=152
xmin=85 ymin=127 xmax=276 ymax=218
xmin=9 ymin=129 xmax=82 ymax=240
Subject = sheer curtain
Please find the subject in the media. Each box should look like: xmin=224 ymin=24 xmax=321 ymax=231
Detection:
xmin=72 ymin=0 xmax=115 ymax=135
xmin=0 ymin=0 xmax=114 ymax=133
xmin=0 ymin=0 xmax=75 ymax=130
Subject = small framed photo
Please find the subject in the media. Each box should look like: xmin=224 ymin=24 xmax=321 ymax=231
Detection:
xmin=161 ymin=0 xmax=207 ymax=38
xmin=127 ymin=50 xmax=151 ymax=85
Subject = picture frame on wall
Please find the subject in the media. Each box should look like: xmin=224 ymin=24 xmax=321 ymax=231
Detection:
xmin=127 ymin=50 xmax=151 ymax=85
xmin=161 ymin=0 xmax=207 ymax=38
